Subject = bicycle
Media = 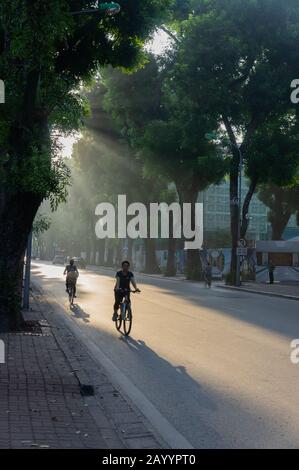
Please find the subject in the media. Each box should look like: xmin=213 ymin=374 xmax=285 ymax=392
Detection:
xmin=67 ymin=281 xmax=76 ymax=306
xmin=115 ymin=288 xmax=140 ymax=336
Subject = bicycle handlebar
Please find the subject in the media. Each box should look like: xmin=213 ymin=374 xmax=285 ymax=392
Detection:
xmin=115 ymin=288 xmax=141 ymax=293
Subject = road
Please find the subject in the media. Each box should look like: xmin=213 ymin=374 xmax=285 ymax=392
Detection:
xmin=32 ymin=261 xmax=299 ymax=449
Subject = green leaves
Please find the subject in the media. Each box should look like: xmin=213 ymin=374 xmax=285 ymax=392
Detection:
xmin=0 ymin=0 xmax=170 ymax=204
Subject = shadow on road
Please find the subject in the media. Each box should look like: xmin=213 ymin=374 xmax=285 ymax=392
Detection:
xmin=70 ymin=304 xmax=90 ymax=323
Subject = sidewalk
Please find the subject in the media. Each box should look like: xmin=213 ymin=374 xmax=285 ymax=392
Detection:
xmin=87 ymin=264 xmax=186 ymax=282
xmin=219 ymin=281 xmax=299 ymax=301
xmin=87 ymin=264 xmax=299 ymax=300
xmin=0 ymin=291 xmax=162 ymax=449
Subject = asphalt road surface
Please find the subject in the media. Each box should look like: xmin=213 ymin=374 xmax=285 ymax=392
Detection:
xmin=32 ymin=261 xmax=299 ymax=449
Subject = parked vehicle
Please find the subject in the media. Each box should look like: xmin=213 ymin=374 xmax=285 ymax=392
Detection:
xmin=72 ymin=257 xmax=86 ymax=269
xmin=52 ymin=255 xmax=66 ymax=265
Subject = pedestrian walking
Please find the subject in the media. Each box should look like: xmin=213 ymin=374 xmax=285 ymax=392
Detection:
xmin=268 ymin=260 xmax=276 ymax=284
xmin=204 ymin=262 xmax=212 ymax=288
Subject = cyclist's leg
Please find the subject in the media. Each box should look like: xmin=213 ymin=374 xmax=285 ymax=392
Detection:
xmin=113 ymin=291 xmax=122 ymax=321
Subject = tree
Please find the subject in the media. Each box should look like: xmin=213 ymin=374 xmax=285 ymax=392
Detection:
xmin=103 ymin=56 xmax=227 ymax=280
xmin=41 ymin=84 xmax=165 ymax=273
xmin=0 ymin=0 xmax=172 ymax=331
xmin=166 ymin=0 xmax=299 ymax=283
xmin=79 ymin=85 xmax=165 ymax=273
xmin=247 ymin=115 xmax=299 ymax=239
xmin=259 ymin=185 xmax=299 ymax=240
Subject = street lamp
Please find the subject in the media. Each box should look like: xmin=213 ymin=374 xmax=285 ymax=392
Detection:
xmin=70 ymin=2 xmax=121 ymax=16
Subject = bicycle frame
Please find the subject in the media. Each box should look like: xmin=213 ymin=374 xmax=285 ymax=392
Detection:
xmin=115 ymin=288 xmax=139 ymax=336
xmin=120 ymin=291 xmax=131 ymax=320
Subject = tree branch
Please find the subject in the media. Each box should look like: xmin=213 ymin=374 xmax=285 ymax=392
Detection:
xmin=160 ymin=25 xmax=180 ymax=45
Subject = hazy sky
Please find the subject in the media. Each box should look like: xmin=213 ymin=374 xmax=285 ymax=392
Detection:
xmin=148 ymin=29 xmax=171 ymax=55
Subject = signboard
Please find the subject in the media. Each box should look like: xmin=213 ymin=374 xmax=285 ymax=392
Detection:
xmin=237 ymin=247 xmax=248 ymax=256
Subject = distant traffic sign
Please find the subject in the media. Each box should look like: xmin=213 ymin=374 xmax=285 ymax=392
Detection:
xmin=237 ymin=247 xmax=248 ymax=256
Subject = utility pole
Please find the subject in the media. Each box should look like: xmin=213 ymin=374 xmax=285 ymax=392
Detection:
xmin=23 ymin=231 xmax=33 ymax=310
xmin=235 ymin=146 xmax=243 ymax=287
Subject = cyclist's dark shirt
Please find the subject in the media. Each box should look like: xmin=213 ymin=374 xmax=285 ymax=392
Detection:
xmin=65 ymin=264 xmax=78 ymax=273
xmin=116 ymin=271 xmax=134 ymax=290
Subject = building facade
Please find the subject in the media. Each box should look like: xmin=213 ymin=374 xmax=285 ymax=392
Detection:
xmin=199 ymin=180 xmax=269 ymax=243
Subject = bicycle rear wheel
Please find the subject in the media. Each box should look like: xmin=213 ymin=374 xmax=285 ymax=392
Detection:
xmin=115 ymin=307 xmax=123 ymax=331
xmin=123 ymin=304 xmax=132 ymax=336
xmin=69 ymin=284 xmax=75 ymax=306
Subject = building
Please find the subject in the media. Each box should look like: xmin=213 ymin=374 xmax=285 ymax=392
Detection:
xmin=256 ymin=240 xmax=299 ymax=267
xmin=199 ymin=180 xmax=269 ymax=243
xmin=283 ymin=215 xmax=299 ymax=240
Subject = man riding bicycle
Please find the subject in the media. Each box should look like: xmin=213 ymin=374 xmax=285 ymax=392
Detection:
xmin=64 ymin=259 xmax=79 ymax=297
xmin=113 ymin=261 xmax=140 ymax=321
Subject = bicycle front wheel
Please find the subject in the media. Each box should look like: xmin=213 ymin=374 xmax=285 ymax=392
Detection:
xmin=115 ymin=309 xmax=122 ymax=331
xmin=123 ymin=304 xmax=132 ymax=336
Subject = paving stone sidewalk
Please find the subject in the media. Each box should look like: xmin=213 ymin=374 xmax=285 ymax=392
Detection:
xmin=0 ymin=292 xmax=162 ymax=449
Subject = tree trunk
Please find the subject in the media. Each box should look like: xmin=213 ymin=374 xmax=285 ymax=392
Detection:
xmin=96 ymin=239 xmax=105 ymax=265
xmin=127 ymin=238 xmax=133 ymax=265
xmin=0 ymin=65 xmax=51 ymax=330
xmin=143 ymin=238 xmax=160 ymax=274
xmin=165 ymin=240 xmax=177 ymax=277
xmin=106 ymin=243 xmax=114 ymax=267
xmin=241 ymin=177 xmax=258 ymax=239
xmin=176 ymin=182 xmax=202 ymax=281
xmin=270 ymin=200 xmax=292 ymax=240
xmin=259 ymin=185 xmax=294 ymax=241
xmin=222 ymin=115 xmax=259 ymax=285
xmin=229 ymin=151 xmax=240 ymax=285
xmin=271 ymin=214 xmax=291 ymax=240
xmin=0 ymin=191 xmax=41 ymax=331
xmin=164 ymin=210 xmax=176 ymax=276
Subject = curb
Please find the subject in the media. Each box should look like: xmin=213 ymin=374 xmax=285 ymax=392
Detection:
xmin=31 ymin=281 xmax=165 ymax=450
xmin=217 ymin=284 xmax=299 ymax=302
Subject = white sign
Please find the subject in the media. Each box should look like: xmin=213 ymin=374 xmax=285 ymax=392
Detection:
xmin=95 ymin=195 xmax=204 ymax=250
xmin=237 ymin=247 xmax=248 ymax=256
xmin=0 ymin=340 xmax=5 ymax=364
